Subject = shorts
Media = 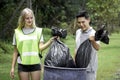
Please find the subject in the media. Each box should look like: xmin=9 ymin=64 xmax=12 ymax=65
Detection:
xmin=18 ymin=64 xmax=41 ymax=72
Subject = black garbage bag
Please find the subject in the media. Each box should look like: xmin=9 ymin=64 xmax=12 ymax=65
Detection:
xmin=66 ymin=55 xmax=76 ymax=68
xmin=95 ymin=25 xmax=109 ymax=44
xmin=51 ymin=27 xmax=67 ymax=38
xmin=75 ymin=39 xmax=92 ymax=68
xmin=44 ymin=39 xmax=75 ymax=68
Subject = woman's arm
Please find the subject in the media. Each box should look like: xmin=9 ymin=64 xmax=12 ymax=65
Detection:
xmin=10 ymin=46 xmax=18 ymax=79
xmin=39 ymin=37 xmax=56 ymax=51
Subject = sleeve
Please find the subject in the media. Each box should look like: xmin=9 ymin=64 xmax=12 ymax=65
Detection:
xmin=40 ymin=34 xmax=44 ymax=42
xmin=90 ymin=29 xmax=100 ymax=45
xmin=12 ymin=33 xmax=16 ymax=45
xmin=96 ymin=41 xmax=100 ymax=45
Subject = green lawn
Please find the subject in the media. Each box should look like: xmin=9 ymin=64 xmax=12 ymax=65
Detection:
xmin=0 ymin=33 xmax=120 ymax=80
xmin=97 ymin=33 xmax=120 ymax=80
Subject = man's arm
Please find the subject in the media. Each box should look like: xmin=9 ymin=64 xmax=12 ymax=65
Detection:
xmin=89 ymin=36 xmax=100 ymax=51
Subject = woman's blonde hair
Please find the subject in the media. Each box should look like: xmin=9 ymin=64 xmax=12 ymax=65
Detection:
xmin=17 ymin=8 xmax=36 ymax=29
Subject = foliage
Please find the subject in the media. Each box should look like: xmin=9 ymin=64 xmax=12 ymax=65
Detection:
xmin=0 ymin=0 xmax=120 ymax=40
xmin=86 ymin=0 xmax=120 ymax=33
xmin=0 ymin=40 xmax=13 ymax=54
xmin=0 ymin=0 xmax=80 ymax=40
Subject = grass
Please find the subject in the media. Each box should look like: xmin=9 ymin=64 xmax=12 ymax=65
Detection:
xmin=97 ymin=33 xmax=120 ymax=80
xmin=0 ymin=32 xmax=120 ymax=80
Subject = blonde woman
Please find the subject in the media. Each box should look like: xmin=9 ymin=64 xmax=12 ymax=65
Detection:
xmin=10 ymin=8 xmax=56 ymax=80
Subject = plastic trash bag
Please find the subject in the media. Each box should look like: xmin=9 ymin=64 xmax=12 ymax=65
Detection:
xmin=44 ymin=39 xmax=75 ymax=68
xmin=75 ymin=39 xmax=92 ymax=68
xmin=51 ymin=27 xmax=67 ymax=38
xmin=95 ymin=25 xmax=109 ymax=44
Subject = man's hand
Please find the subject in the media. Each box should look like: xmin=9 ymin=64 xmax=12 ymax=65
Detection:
xmin=89 ymin=36 xmax=95 ymax=41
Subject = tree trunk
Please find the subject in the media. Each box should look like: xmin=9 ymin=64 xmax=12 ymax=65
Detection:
xmin=27 ymin=0 xmax=32 ymax=9
xmin=0 ymin=0 xmax=26 ymax=39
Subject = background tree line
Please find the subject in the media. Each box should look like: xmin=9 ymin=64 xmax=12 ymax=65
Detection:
xmin=0 ymin=0 xmax=120 ymax=40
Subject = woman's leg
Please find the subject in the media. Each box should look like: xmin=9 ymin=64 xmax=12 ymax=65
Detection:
xmin=30 ymin=70 xmax=41 ymax=80
xmin=18 ymin=72 xmax=30 ymax=80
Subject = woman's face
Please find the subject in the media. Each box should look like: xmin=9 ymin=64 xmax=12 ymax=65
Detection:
xmin=24 ymin=13 xmax=33 ymax=27
xmin=77 ymin=17 xmax=90 ymax=31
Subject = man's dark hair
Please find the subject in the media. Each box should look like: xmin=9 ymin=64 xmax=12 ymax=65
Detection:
xmin=76 ymin=10 xmax=89 ymax=19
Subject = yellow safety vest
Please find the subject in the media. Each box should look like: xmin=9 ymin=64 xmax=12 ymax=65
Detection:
xmin=15 ymin=27 xmax=42 ymax=65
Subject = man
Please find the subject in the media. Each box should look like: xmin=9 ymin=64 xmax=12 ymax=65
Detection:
xmin=74 ymin=10 xmax=100 ymax=80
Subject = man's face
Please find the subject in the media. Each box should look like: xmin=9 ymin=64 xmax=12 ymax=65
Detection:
xmin=77 ymin=17 xmax=90 ymax=31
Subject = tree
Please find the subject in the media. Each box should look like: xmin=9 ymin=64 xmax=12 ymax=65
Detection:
xmin=86 ymin=0 xmax=120 ymax=33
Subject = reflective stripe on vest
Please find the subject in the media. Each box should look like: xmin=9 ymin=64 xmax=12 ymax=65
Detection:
xmin=15 ymin=27 xmax=42 ymax=65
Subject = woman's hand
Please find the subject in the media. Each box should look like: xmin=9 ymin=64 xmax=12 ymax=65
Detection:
xmin=49 ymin=36 xmax=58 ymax=43
xmin=10 ymin=68 xmax=15 ymax=79
xmin=39 ymin=36 xmax=58 ymax=51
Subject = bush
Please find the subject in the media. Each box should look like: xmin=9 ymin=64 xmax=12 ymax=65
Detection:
xmin=0 ymin=40 xmax=13 ymax=54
